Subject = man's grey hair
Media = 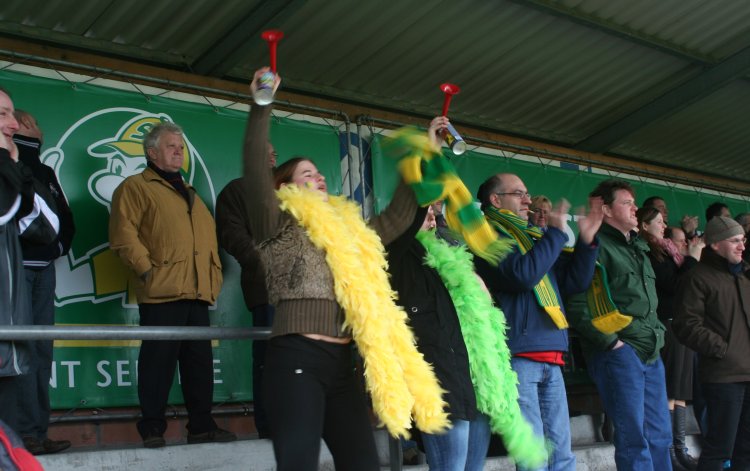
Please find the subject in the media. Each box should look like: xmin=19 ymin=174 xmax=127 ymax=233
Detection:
xmin=143 ymin=122 xmax=183 ymax=158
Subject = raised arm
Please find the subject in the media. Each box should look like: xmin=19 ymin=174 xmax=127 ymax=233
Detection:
xmin=241 ymin=68 xmax=282 ymax=244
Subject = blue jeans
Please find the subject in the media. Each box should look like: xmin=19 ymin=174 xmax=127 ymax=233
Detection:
xmin=421 ymin=413 xmax=491 ymax=471
xmin=588 ymin=344 xmax=672 ymax=471
xmin=511 ymin=357 xmax=575 ymax=471
xmin=17 ymin=264 xmax=56 ymax=439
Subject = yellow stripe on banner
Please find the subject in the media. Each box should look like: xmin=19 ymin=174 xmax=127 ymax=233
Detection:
xmin=52 ymin=324 xmax=220 ymax=348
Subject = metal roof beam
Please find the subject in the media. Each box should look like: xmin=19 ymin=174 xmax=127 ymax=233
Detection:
xmin=191 ymin=0 xmax=303 ymax=77
xmin=511 ymin=0 xmax=712 ymax=63
xmin=576 ymin=44 xmax=750 ymax=153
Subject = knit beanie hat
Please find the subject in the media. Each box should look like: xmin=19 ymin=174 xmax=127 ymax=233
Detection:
xmin=705 ymin=216 xmax=744 ymax=245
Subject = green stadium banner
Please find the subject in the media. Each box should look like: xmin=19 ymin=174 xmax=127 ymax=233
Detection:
xmin=4 ymin=66 xmax=750 ymax=408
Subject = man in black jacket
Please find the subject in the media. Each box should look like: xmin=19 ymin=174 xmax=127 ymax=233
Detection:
xmin=0 ymin=87 xmax=26 ymax=434
xmin=674 ymin=216 xmax=750 ymax=471
xmin=12 ymin=110 xmax=75 ymax=455
xmin=215 ymin=140 xmax=275 ymax=438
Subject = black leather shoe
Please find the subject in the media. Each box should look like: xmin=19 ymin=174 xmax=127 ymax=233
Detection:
xmin=23 ymin=437 xmax=71 ymax=455
xmin=187 ymin=428 xmax=237 ymax=444
xmin=143 ymin=435 xmax=166 ymax=448
xmin=22 ymin=437 xmax=44 ymax=455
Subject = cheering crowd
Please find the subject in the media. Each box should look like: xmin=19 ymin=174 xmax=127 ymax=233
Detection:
xmin=2 ymin=67 xmax=750 ymax=471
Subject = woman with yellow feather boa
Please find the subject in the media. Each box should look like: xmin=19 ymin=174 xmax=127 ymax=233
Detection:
xmin=241 ymin=68 xmax=449 ymax=471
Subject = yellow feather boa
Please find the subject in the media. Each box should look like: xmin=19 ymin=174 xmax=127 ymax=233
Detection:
xmin=276 ymin=185 xmax=449 ymax=438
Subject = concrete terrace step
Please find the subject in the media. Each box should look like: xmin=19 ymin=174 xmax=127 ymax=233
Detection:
xmin=37 ymin=439 xmax=620 ymax=471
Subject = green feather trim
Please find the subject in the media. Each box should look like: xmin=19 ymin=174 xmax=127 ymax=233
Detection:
xmin=416 ymin=231 xmax=548 ymax=468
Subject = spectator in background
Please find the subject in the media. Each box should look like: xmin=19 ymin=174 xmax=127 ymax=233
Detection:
xmin=734 ymin=213 xmax=750 ymax=263
xmin=528 ymin=195 xmax=552 ymax=232
xmin=13 ymin=110 xmax=75 ymax=455
xmin=0 ymin=88 xmax=26 ymax=435
xmin=642 ymin=195 xmax=669 ymax=224
xmin=705 ymin=202 xmax=730 ymax=222
xmin=431 ymin=199 xmax=461 ymax=246
xmin=567 ymin=179 xmax=672 ymax=470
xmin=673 ymin=216 xmax=750 ymax=470
xmin=215 ymin=140 xmax=276 ymax=438
xmin=638 ymin=208 xmax=703 ymax=470
xmin=0 ymin=87 xmax=58 ymax=440
xmin=109 ymin=122 xmax=235 ymax=448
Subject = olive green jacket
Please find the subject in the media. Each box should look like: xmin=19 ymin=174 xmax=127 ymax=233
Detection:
xmin=567 ymin=223 xmax=665 ymax=363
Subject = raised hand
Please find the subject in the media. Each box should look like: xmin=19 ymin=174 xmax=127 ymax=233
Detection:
xmin=250 ymin=67 xmax=281 ymax=98
xmin=577 ymin=196 xmax=604 ymax=245
xmin=427 ymin=116 xmax=449 ymax=150
xmin=547 ymin=198 xmax=571 ymax=233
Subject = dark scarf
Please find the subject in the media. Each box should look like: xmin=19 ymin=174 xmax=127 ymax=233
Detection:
xmin=148 ymin=161 xmax=190 ymax=204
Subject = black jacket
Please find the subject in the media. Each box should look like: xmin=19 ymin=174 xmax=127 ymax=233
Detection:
xmin=648 ymin=251 xmax=698 ymax=322
xmin=674 ymin=249 xmax=750 ymax=383
xmin=386 ymin=206 xmax=477 ymax=422
xmin=215 ymin=178 xmax=269 ymax=309
xmin=14 ymin=135 xmax=75 ymax=267
xmin=0 ymin=148 xmax=31 ymax=377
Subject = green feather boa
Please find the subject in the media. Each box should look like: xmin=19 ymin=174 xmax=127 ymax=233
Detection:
xmin=416 ymin=230 xmax=548 ymax=468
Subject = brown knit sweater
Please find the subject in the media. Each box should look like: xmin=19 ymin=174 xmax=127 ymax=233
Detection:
xmin=241 ymin=105 xmax=417 ymax=338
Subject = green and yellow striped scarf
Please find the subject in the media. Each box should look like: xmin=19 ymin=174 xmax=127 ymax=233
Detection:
xmin=484 ymin=206 xmax=568 ymax=329
xmin=382 ymin=127 xmax=513 ymax=266
xmin=586 ymin=262 xmax=633 ymax=334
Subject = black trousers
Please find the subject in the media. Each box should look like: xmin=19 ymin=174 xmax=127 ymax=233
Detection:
xmin=263 ymin=335 xmax=379 ymax=471
xmin=698 ymin=382 xmax=750 ymax=471
xmin=0 ymin=376 xmax=19 ymax=433
xmin=137 ymin=300 xmax=217 ymax=438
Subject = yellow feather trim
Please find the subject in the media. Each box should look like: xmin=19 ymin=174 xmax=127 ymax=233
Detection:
xmin=277 ymin=185 xmax=449 ymax=437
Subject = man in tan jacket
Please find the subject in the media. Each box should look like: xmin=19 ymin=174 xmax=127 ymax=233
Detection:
xmin=109 ymin=122 xmax=234 ymax=448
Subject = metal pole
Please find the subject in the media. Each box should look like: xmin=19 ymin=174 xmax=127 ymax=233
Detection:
xmin=389 ymin=435 xmax=404 ymax=471
xmin=0 ymin=325 xmax=271 ymax=341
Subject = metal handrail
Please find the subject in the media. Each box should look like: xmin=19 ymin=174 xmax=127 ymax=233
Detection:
xmin=0 ymin=325 xmax=271 ymax=341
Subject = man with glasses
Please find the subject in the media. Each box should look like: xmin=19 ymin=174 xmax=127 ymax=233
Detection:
xmin=475 ymin=173 xmax=602 ymax=470
xmin=673 ymin=216 xmax=750 ymax=470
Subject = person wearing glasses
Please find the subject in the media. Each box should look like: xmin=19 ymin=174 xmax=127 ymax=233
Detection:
xmin=673 ymin=216 xmax=750 ymax=470
xmin=474 ymin=173 xmax=602 ymax=471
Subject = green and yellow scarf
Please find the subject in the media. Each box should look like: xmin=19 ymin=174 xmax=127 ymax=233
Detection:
xmin=382 ymin=127 xmax=513 ymax=265
xmin=587 ymin=262 xmax=633 ymax=334
xmin=484 ymin=206 xmax=568 ymax=329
